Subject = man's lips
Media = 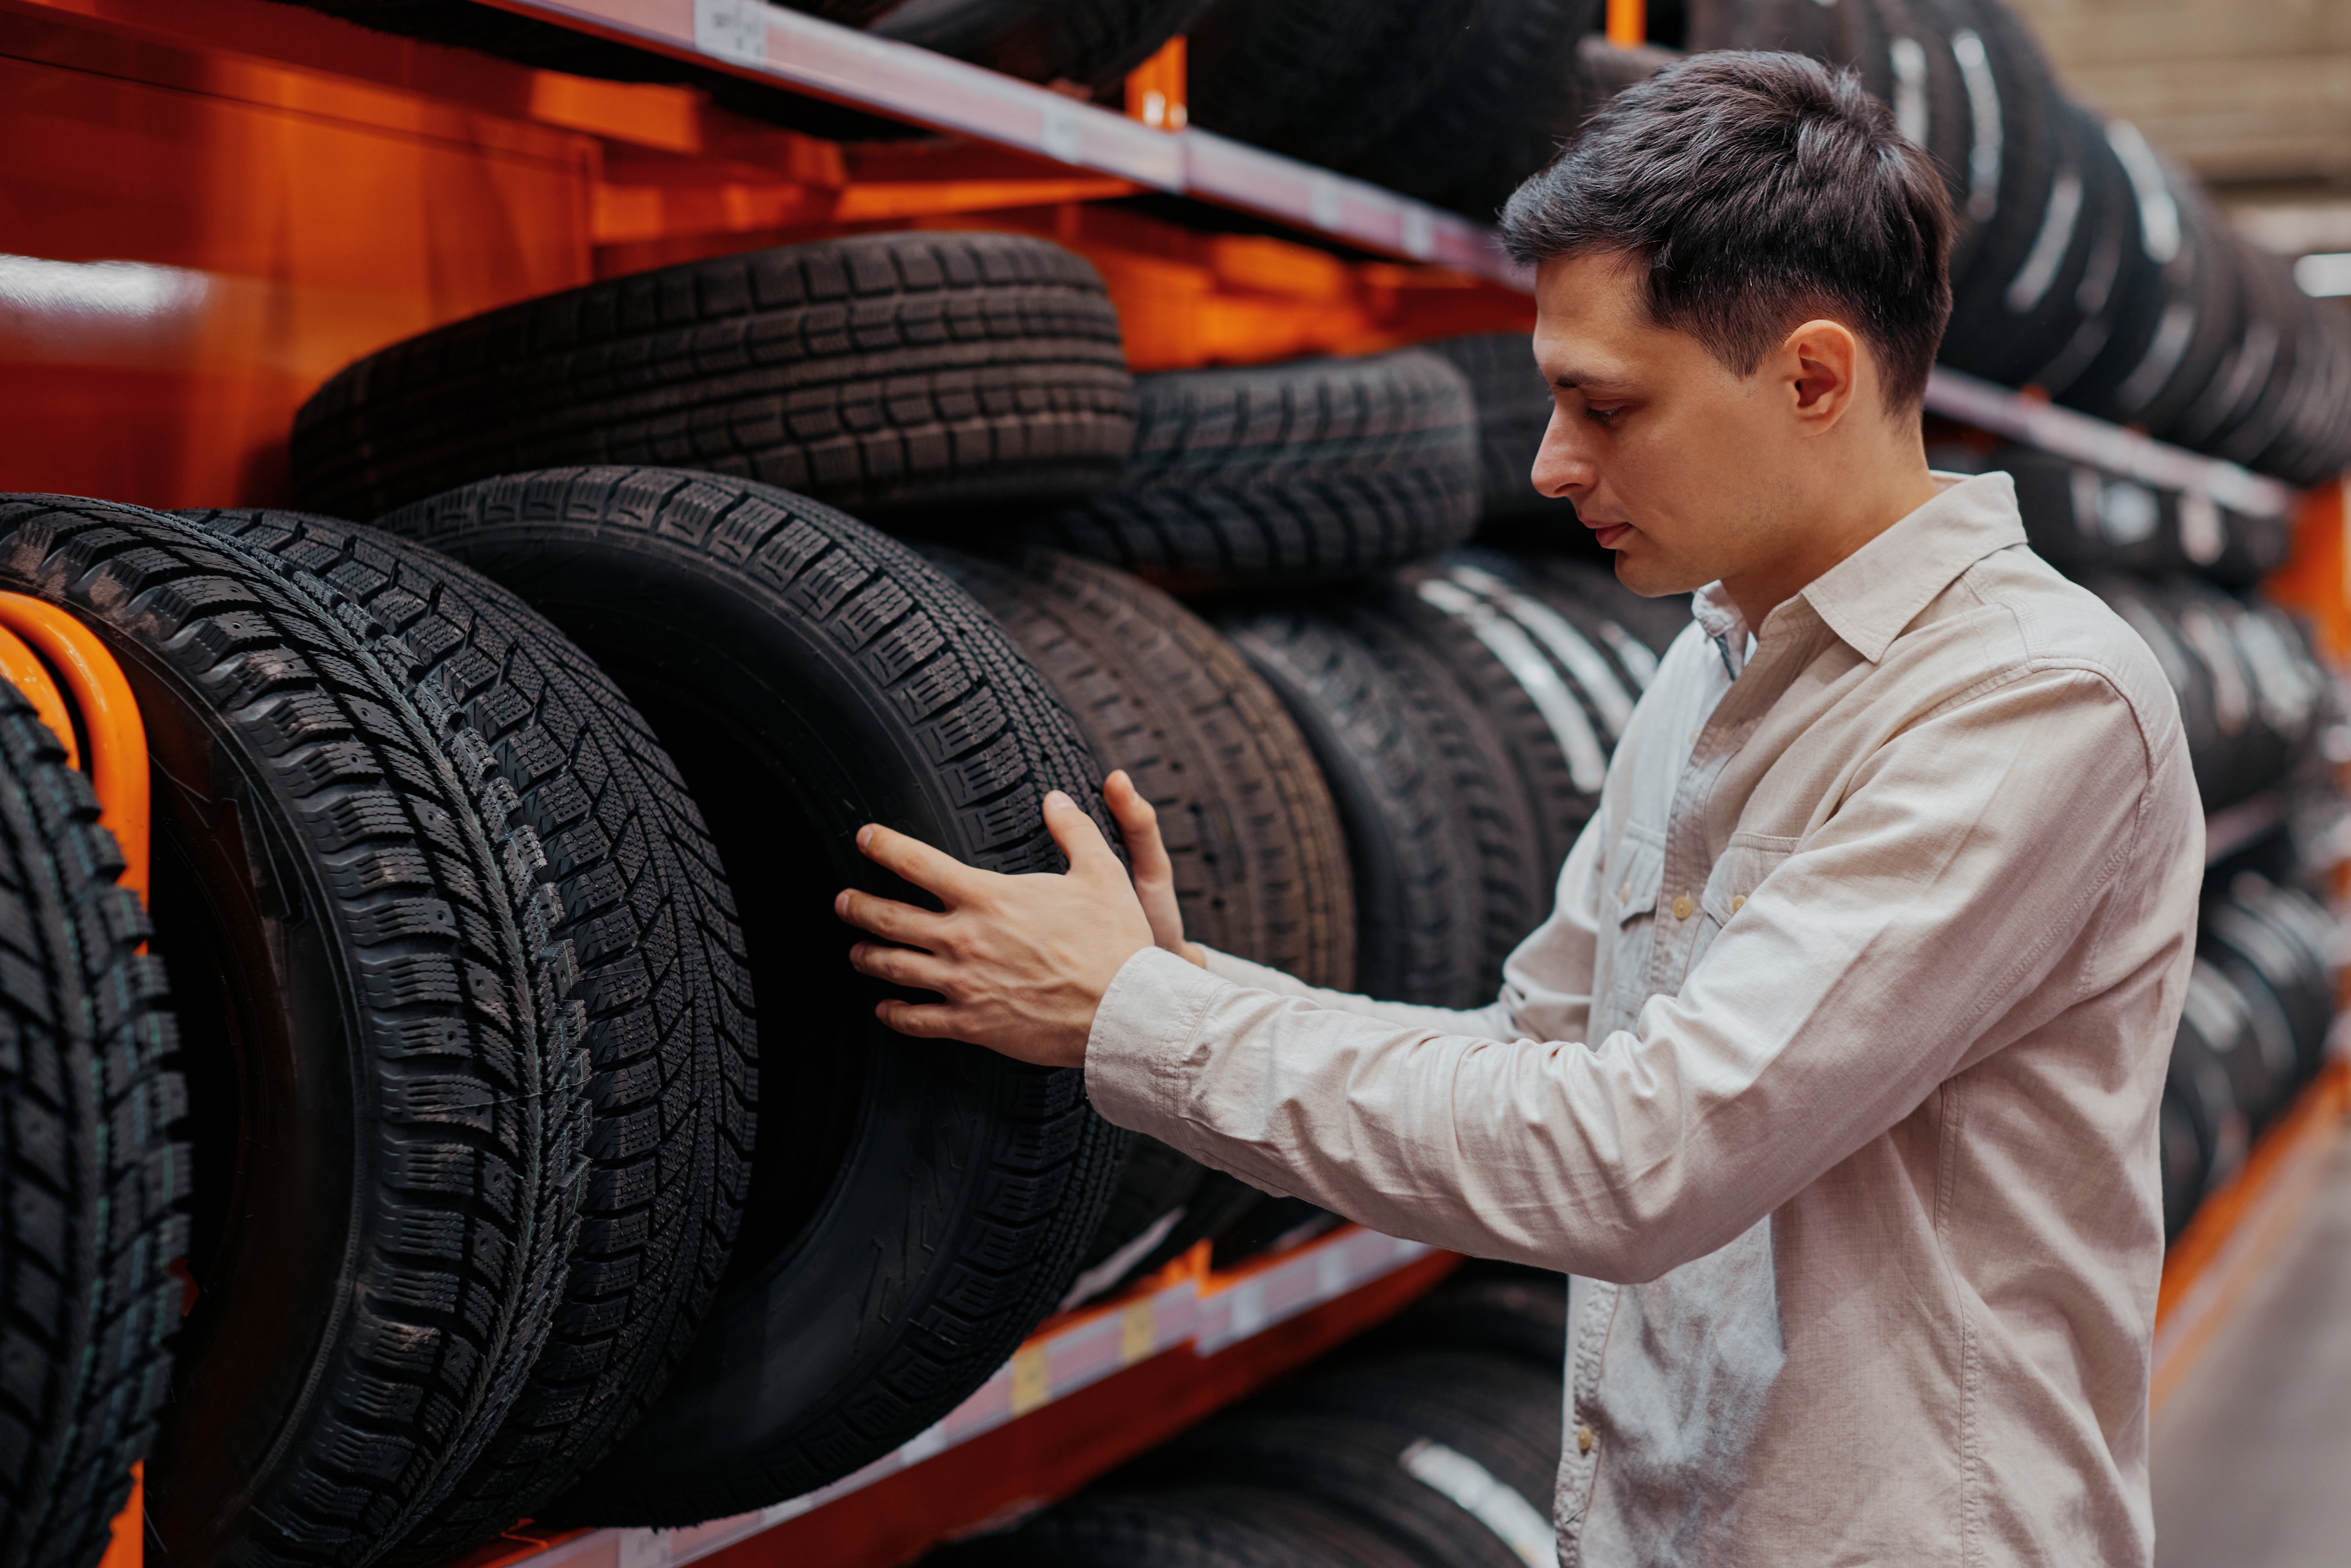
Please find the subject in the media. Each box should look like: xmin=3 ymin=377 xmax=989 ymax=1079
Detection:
xmin=1588 ymin=521 xmax=1634 ymax=549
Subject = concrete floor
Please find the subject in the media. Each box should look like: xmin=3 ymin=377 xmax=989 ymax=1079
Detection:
xmin=2152 ymin=1135 xmax=2351 ymax=1568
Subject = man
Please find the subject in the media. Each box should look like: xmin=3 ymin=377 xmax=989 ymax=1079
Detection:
xmin=836 ymin=52 xmax=2201 ymax=1566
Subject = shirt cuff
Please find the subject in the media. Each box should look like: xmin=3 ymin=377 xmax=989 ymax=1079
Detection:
xmin=1084 ymin=945 xmax=1229 ymax=1139
xmin=1198 ymin=945 xmax=1318 ymax=998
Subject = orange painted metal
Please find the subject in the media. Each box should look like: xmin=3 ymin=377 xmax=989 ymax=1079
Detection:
xmin=0 ymin=594 xmax=153 ymax=904
xmin=0 ymin=623 xmax=80 ymax=773
xmin=97 ymin=1462 xmax=143 ymax=1568
xmin=0 ymin=0 xmax=1531 ymax=513
xmin=2263 ymin=477 xmax=2351 ymax=664
xmin=1606 ymin=0 xmax=1647 ymax=46
xmin=1123 ymin=34 xmax=1185 ymax=132
xmin=700 ymin=1250 xmax=1459 ymax=1568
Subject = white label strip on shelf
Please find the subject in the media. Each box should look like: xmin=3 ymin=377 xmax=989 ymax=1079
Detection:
xmin=499 ymin=1226 xmax=1434 ymax=1565
xmin=477 ymin=0 xmax=1525 ymax=285
xmin=1924 ymin=366 xmax=2299 ymax=519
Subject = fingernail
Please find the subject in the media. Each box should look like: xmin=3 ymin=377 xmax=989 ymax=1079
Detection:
xmin=834 ymin=890 xmax=850 ymax=918
xmin=1046 ymin=790 xmax=1071 ymax=809
xmin=856 ymin=824 xmax=874 ymax=850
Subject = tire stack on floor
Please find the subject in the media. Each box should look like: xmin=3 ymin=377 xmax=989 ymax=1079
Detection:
xmin=1680 ymin=0 xmax=2351 ymax=486
xmin=919 ymin=1262 xmax=1569 ymax=1568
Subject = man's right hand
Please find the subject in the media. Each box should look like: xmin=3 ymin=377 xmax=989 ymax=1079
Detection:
xmin=1103 ymin=770 xmax=1207 ymax=969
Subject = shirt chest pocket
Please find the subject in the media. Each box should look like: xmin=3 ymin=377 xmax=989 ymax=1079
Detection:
xmin=1689 ymin=834 xmax=1797 ymax=975
xmin=1597 ymin=827 xmax=1667 ymax=1030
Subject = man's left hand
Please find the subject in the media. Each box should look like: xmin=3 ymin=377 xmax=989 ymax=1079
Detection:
xmin=837 ymin=789 xmax=1155 ymax=1068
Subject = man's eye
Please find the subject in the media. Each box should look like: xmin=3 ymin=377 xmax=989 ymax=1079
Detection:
xmin=1584 ymin=404 xmax=1623 ymax=426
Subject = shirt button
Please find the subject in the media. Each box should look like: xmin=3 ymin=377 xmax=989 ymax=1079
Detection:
xmin=1577 ymin=1425 xmax=1596 ymax=1454
xmin=1731 ymin=894 xmax=1745 ymax=914
xmin=1672 ymin=893 xmax=1694 ymax=921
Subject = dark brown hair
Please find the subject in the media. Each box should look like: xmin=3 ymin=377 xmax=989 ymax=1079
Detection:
xmin=1499 ymin=51 xmax=1953 ymax=410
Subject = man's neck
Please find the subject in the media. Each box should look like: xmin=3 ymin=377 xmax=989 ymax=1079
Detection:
xmin=1718 ymin=451 xmax=1943 ymax=633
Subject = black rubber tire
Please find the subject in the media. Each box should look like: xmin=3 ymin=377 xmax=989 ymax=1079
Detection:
xmin=1420 ymin=333 xmax=1576 ymax=532
xmin=2204 ymin=882 xmax=2333 ymax=1088
xmin=1349 ymin=1271 xmax=1569 ymax=1371
xmin=919 ymin=546 xmax=1357 ymax=1303
xmin=0 ymin=687 xmax=187 ymax=1568
xmin=1143 ymin=1348 xmax=1563 ymax=1568
xmin=0 ymin=496 xmax=583 ymax=1568
xmin=1016 ymin=351 xmax=1480 ymax=589
xmin=926 ymin=1483 xmax=1430 ymax=1568
xmin=1213 ymin=605 xmax=1535 ymax=1007
xmin=873 ymin=0 xmax=1218 ymax=91
xmin=1186 ymin=0 xmax=1495 ymax=174
xmin=290 ymin=232 xmax=1136 ymax=530
xmin=925 ymin=548 xmax=1355 ymax=987
xmin=1342 ymin=0 xmax=1606 ymax=219
xmin=2157 ymin=1083 xmax=2204 ymax=1242
xmin=1502 ymin=550 xmax=1695 ymax=671
xmin=2092 ymin=577 xmax=2251 ymax=813
xmin=369 ymin=466 xmax=1128 ymax=1526
xmin=1685 ymin=0 xmax=1841 ymax=55
xmin=173 ymin=510 xmax=757 ymax=1560
xmin=2166 ymin=960 xmax=2257 ymax=1206
xmin=1364 ymin=554 xmax=1653 ymax=893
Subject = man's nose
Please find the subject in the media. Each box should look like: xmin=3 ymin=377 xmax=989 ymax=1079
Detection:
xmin=1530 ymin=404 xmax=1595 ymax=500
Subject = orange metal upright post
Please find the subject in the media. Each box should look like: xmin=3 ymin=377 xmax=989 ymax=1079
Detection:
xmin=1125 ymin=35 xmax=1187 ymax=131
xmin=1606 ymin=0 xmax=1647 ymax=45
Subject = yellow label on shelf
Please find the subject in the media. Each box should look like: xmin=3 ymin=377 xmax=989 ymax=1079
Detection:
xmin=1009 ymin=1345 xmax=1052 ymax=1416
xmin=1120 ymin=1300 xmax=1155 ymax=1366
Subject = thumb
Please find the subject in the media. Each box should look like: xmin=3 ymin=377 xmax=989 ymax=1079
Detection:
xmin=1042 ymin=789 xmax=1121 ymax=879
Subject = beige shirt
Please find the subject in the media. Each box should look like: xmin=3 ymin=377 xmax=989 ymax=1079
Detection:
xmin=1085 ymin=473 xmax=2204 ymax=1566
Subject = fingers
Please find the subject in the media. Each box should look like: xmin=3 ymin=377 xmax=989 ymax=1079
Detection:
xmin=848 ymin=940 xmax=952 ymax=993
xmin=1104 ymin=771 xmax=1174 ymax=882
xmin=855 ymin=823 xmax=981 ymax=901
xmin=1042 ymin=789 xmax=1122 ymax=880
xmin=874 ymin=997 xmax=968 ymax=1039
xmin=834 ymin=887 xmax=949 ymax=946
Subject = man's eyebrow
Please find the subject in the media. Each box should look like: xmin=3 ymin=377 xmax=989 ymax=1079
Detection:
xmin=1552 ymin=371 xmax=1636 ymax=395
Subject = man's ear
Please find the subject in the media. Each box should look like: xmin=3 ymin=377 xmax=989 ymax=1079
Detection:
xmin=1780 ymin=318 xmax=1862 ymax=432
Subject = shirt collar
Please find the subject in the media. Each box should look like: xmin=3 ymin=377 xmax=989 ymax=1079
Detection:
xmin=1688 ymin=471 xmax=2027 ymax=669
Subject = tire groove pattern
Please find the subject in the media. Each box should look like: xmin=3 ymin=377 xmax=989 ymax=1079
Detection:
xmin=177 ymin=510 xmax=753 ymax=1560
xmin=0 ymin=495 xmax=580 ymax=1568
xmin=0 ymin=682 xmax=187 ymax=1568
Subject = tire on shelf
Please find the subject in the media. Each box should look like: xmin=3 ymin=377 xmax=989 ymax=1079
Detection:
xmin=920 ymin=546 xmax=1355 ymax=1303
xmin=2164 ymin=959 xmax=2256 ymax=1223
xmin=1365 ymin=552 xmax=1656 ymax=895
xmin=0 ymin=496 xmax=585 ymax=1568
xmin=1215 ymin=604 xmax=1539 ymax=1009
xmin=1016 ymin=351 xmax=1481 ymax=588
xmin=174 ymin=510 xmax=757 ymax=1561
xmin=872 ymin=0 xmax=1216 ymax=93
xmin=1341 ymin=0 xmax=1605 ymax=218
xmin=1186 ymin=0 xmax=1491 ymax=175
xmin=1346 ymin=1267 xmax=1569 ymax=1371
xmin=1141 ymin=1347 xmax=1563 ymax=1568
xmin=371 ymin=466 xmax=1128 ymax=1527
xmin=1420 ymin=333 xmax=1582 ymax=537
xmin=290 ymin=232 xmax=1136 ymax=530
xmin=925 ymin=1483 xmax=1430 ymax=1568
xmin=0 ymin=685 xmax=187 ymax=1568
xmin=2206 ymin=875 xmax=2335 ymax=1085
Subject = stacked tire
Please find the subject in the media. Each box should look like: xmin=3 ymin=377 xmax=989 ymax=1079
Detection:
xmin=920 ymin=1263 xmax=1569 ymax=1568
xmin=1687 ymin=0 xmax=2351 ymax=483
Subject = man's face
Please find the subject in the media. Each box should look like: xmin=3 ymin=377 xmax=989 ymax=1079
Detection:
xmin=1529 ymin=252 xmax=1805 ymax=600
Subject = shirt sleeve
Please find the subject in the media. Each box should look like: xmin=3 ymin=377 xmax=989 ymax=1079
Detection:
xmin=1083 ymin=664 xmax=2194 ymax=1282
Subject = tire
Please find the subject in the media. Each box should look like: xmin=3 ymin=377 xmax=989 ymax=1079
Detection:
xmin=1016 ymin=351 xmax=1481 ymax=588
xmin=873 ymin=0 xmax=1218 ymax=91
xmin=1420 ymin=334 xmax=1576 ymax=533
xmin=1343 ymin=0 xmax=1606 ymax=219
xmin=1187 ymin=0 xmax=1496 ymax=174
xmin=0 ymin=688 xmax=186 ymax=1568
xmin=1995 ymin=448 xmax=2288 ymax=587
xmin=2157 ymin=1083 xmax=2204 ymax=1241
xmin=1349 ymin=1270 xmax=1569 ymax=1371
xmin=370 ymin=466 xmax=1129 ymax=1526
xmin=290 ymin=233 xmax=1137 ymax=529
xmin=2204 ymin=881 xmax=2333 ymax=1087
xmin=0 ymin=496 xmax=585 ymax=1568
xmin=925 ymin=548 xmax=1355 ymax=988
xmin=919 ymin=547 xmax=1357 ymax=1303
xmin=1142 ymin=1348 xmax=1564 ymax=1568
xmin=1215 ymin=605 xmax=1538 ymax=1008
xmin=2167 ymin=960 xmax=2256 ymax=1205
xmin=173 ymin=511 xmax=757 ymax=1559
xmin=2094 ymin=578 xmax=2247 ymax=812
xmin=1366 ymin=553 xmax=1654 ymax=892
xmin=926 ymin=1483 xmax=1430 ymax=1568
xmin=1503 ymin=550 xmax=1695 ymax=672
